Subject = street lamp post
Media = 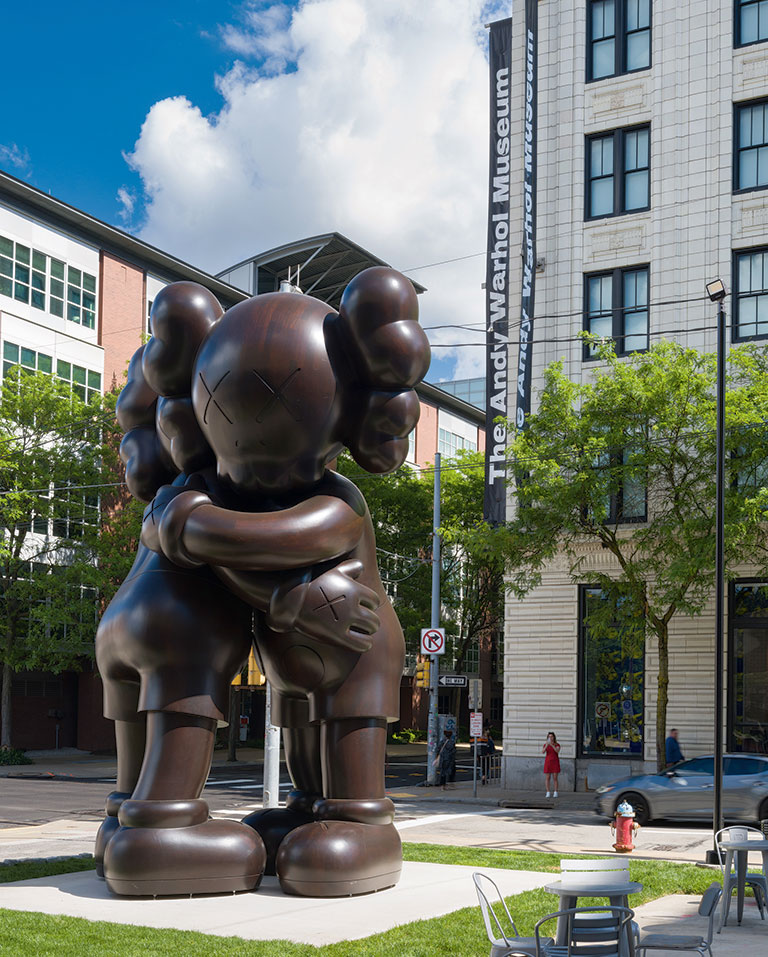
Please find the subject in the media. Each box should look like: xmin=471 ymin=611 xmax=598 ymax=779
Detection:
xmin=705 ymin=278 xmax=727 ymax=865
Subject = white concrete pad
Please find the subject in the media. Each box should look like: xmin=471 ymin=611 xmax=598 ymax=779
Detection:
xmin=0 ymin=861 xmax=550 ymax=944
xmin=0 ymin=819 xmax=99 ymax=862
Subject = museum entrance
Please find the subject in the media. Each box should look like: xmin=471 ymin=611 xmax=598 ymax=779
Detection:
xmin=729 ymin=581 xmax=768 ymax=754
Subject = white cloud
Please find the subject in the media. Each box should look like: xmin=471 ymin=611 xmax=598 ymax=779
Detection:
xmin=0 ymin=143 xmax=30 ymax=172
xmin=126 ymin=0 xmax=512 ymax=379
xmin=116 ymin=186 xmax=136 ymax=223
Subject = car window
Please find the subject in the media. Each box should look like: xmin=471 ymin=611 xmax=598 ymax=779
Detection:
xmin=725 ymin=757 xmax=767 ymax=776
xmin=675 ymin=758 xmax=714 ymax=774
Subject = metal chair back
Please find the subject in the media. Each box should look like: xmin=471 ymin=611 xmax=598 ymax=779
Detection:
xmin=534 ymin=905 xmax=634 ymax=957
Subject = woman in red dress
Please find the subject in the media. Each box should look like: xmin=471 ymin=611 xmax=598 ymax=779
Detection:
xmin=542 ymin=732 xmax=561 ymax=798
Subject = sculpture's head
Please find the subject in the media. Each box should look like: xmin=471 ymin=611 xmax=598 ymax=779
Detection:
xmin=119 ymin=268 xmax=430 ymax=499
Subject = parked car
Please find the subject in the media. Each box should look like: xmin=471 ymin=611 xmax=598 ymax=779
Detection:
xmin=594 ymin=754 xmax=768 ymax=826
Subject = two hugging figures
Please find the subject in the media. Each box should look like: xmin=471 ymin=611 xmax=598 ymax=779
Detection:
xmin=93 ymin=267 xmax=430 ymax=899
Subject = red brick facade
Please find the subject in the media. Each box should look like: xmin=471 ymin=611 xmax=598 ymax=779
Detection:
xmin=99 ymin=252 xmax=145 ymax=393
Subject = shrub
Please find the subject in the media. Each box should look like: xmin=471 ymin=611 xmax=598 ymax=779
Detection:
xmin=0 ymin=746 xmax=33 ymax=766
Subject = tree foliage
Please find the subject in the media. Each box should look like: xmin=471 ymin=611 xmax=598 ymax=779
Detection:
xmin=0 ymin=367 xmax=116 ymax=747
xmin=465 ymin=338 xmax=768 ymax=768
xmin=337 ymin=449 xmax=503 ymax=674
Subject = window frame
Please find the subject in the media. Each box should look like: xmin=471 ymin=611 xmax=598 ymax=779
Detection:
xmin=728 ymin=578 xmax=768 ymax=752
xmin=587 ymin=0 xmax=652 ymax=83
xmin=735 ymin=0 xmax=768 ymax=48
xmin=586 ymin=124 xmax=651 ymax=220
xmin=583 ymin=264 xmax=650 ymax=359
xmin=734 ymin=98 xmax=768 ymax=195
xmin=577 ymin=584 xmax=646 ymax=759
xmin=733 ymin=246 xmax=768 ymax=342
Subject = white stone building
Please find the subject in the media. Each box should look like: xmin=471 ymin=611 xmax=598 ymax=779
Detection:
xmin=503 ymin=1 xmax=768 ymax=789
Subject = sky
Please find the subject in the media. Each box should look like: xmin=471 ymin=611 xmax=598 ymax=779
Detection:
xmin=1 ymin=0 xmax=512 ymax=383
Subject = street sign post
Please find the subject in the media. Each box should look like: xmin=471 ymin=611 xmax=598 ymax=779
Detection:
xmin=438 ymin=675 xmax=468 ymax=688
xmin=420 ymin=627 xmax=446 ymax=656
xmin=470 ymin=711 xmax=483 ymax=797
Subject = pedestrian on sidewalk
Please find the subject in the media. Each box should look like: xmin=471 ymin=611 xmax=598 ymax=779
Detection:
xmin=480 ymin=722 xmax=496 ymax=785
xmin=434 ymin=729 xmax=456 ymax=790
xmin=665 ymin=728 xmax=684 ymax=767
xmin=542 ymin=731 xmax=560 ymax=798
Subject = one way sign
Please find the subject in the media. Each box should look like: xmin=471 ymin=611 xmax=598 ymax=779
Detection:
xmin=438 ymin=675 xmax=468 ymax=688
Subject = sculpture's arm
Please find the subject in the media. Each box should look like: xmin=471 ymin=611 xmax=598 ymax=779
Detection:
xmin=155 ymin=490 xmax=365 ymax=571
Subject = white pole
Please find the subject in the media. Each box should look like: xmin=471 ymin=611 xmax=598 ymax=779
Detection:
xmin=263 ymin=681 xmax=281 ymax=808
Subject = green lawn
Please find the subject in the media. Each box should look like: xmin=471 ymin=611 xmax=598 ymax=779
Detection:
xmin=0 ymin=846 xmax=718 ymax=957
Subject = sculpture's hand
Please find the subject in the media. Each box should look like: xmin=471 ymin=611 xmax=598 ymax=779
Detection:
xmin=148 ymin=488 xmax=212 ymax=566
xmin=268 ymin=560 xmax=380 ymax=653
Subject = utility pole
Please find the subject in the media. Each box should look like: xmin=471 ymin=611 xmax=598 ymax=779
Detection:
xmin=426 ymin=453 xmax=441 ymax=785
xmin=262 ymin=681 xmax=281 ymax=808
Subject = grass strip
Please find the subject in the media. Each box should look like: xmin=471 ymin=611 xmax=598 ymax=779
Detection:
xmin=0 ymin=845 xmax=719 ymax=956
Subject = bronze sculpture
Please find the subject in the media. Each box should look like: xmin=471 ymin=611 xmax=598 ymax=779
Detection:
xmin=95 ymin=268 xmax=430 ymax=897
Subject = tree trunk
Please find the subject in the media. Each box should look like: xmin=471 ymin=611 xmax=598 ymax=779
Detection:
xmin=227 ymin=685 xmax=238 ymax=762
xmin=1 ymin=661 xmax=12 ymax=749
xmin=654 ymin=621 xmax=669 ymax=771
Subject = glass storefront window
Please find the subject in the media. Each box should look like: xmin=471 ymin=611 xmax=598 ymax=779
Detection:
xmin=579 ymin=586 xmax=644 ymax=757
xmin=730 ymin=582 xmax=768 ymax=754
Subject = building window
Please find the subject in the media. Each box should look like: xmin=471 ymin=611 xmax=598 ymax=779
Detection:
xmin=438 ymin=428 xmax=477 ymax=459
xmin=734 ymin=247 xmax=768 ymax=340
xmin=737 ymin=0 xmax=768 ymax=46
xmin=729 ymin=581 xmax=768 ymax=753
xmin=593 ymin=448 xmax=647 ymax=524
xmin=584 ymin=265 xmax=649 ymax=357
xmin=735 ymin=99 xmax=768 ymax=192
xmin=0 ymin=234 xmax=96 ymax=327
xmin=587 ymin=126 xmax=650 ymax=219
xmin=2 ymin=342 xmax=101 ymax=402
xmin=588 ymin=0 xmax=651 ymax=81
xmin=579 ymin=586 xmax=644 ymax=758
xmin=407 ymin=430 xmax=416 ymax=463
xmin=463 ymin=640 xmax=479 ymax=674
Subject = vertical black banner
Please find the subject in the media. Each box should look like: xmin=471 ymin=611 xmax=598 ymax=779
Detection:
xmin=483 ymin=18 xmax=514 ymax=525
xmin=483 ymin=8 xmax=538 ymax=526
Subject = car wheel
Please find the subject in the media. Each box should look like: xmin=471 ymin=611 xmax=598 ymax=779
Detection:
xmin=757 ymin=798 xmax=768 ymax=827
xmin=616 ymin=792 xmax=650 ymax=826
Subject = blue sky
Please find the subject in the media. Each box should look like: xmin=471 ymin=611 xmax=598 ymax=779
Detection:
xmin=2 ymin=1 xmax=510 ymax=383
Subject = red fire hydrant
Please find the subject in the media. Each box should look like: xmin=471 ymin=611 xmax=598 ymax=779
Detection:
xmin=611 ymin=800 xmax=640 ymax=853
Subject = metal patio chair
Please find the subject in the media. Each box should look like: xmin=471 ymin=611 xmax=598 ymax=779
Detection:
xmin=473 ymin=871 xmax=553 ymax=957
xmin=533 ymin=905 xmax=635 ymax=957
xmin=635 ymin=882 xmax=721 ymax=957
xmin=715 ymin=825 xmax=768 ymax=925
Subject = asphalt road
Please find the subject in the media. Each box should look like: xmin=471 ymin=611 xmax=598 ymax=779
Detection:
xmin=0 ymin=757 xmax=476 ymax=828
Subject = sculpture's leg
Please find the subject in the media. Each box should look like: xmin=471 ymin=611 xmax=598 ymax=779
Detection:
xmin=94 ymin=716 xmax=146 ymax=877
xmin=242 ymin=723 xmax=322 ymax=874
xmin=276 ymin=717 xmax=401 ymax=897
xmin=103 ymin=711 xmax=265 ymax=896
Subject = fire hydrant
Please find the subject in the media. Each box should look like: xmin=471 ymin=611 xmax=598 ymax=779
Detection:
xmin=610 ymin=800 xmax=640 ymax=853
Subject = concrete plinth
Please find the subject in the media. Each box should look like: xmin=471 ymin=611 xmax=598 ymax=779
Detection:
xmin=0 ymin=861 xmax=551 ymax=945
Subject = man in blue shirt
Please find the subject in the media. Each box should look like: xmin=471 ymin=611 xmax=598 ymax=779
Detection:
xmin=665 ymin=728 xmax=684 ymax=766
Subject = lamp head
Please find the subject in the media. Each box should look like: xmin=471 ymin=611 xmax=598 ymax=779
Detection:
xmin=706 ymin=279 xmax=726 ymax=302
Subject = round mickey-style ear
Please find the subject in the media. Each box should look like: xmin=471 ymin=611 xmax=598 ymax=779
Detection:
xmin=142 ymin=282 xmax=223 ymax=397
xmin=116 ymin=344 xmax=176 ymax=502
xmin=330 ymin=267 xmax=430 ymax=474
xmin=337 ymin=267 xmax=430 ymax=388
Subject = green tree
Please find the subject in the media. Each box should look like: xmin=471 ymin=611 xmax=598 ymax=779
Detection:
xmin=338 ymin=449 xmax=503 ymax=713
xmin=466 ymin=339 xmax=768 ymax=769
xmin=0 ymin=366 xmax=111 ymax=749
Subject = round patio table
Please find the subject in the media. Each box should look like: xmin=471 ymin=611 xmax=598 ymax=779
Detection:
xmin=717 ymin=838 xmax=768 ymax=929
xmin=544 ymin=879 xmax=642 ymax=956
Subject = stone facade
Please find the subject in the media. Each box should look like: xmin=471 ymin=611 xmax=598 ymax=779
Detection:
xmin=503 ymin=2 xmax=768 ymax=789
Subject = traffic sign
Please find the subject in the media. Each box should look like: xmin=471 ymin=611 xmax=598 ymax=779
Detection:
xmin=470 ymin=711 xmax=483 ymax=737
xmin=595 ymin=701 xmax=611 ymax=720
xmin=468 ymin=677 xmax=482 ymax=710
xmin=438 ymin=675 xmax=468 ymax=688
xmin=420 ymin=627 xmax=446 ymax=655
